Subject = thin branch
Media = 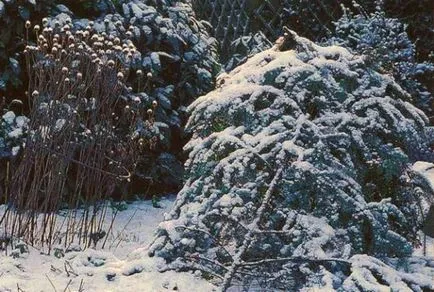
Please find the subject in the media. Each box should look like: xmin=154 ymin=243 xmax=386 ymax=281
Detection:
xmin=239 ymin=257 xmax=351 ymax=267
xmin=45 ymin=274 xmax=57 ymax=292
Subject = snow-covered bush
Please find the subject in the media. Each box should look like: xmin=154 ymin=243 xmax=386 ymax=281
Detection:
xmin=0 ymin=111 xmax=29 ymax=158
xmin=384 ymin=0 xmax=434 ymax=63
xmin=0 ymin=109 xmax=29 ymax=201
xmin=332 ymin=5 xmax=434 ymax=116
xmin=46 ymin=0 xmax=220 ymax=193
xmin=150 ymin=30 xmax=434 ymax=290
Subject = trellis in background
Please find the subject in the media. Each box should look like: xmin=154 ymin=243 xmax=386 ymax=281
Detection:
xmin=190 ymin=0 xmax=351 ymax=60
xmin=190 ymin=0 xmax=289 ymax=58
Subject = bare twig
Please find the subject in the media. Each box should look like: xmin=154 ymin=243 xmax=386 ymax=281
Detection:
xmin=63 ymin=279 xmax=72 ymax=292
xmin=45 ymin=274 xmax=57 ymax=292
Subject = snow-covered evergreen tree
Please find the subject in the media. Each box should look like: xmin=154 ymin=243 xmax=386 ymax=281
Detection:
xmin=150 ymin=30 xmax=434 ymax=290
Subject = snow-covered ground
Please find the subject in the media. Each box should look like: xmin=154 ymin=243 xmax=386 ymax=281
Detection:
xmin=1 ymin=161 xmax=434 ymax=291
xmin=0 ymin=196 xmax=216 ymax=292
xmin=412 ymin=161 xmax=434 ymax=257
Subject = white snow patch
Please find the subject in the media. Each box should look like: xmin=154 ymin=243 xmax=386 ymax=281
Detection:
xmin=2 ymin=111 xmax=15 ymax=124
xmin=0 ymin=196 xmax=217 ymax=292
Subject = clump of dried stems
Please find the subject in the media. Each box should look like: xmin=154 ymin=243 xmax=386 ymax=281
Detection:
xmin=1 ymin=18 xmax=157 ymax=253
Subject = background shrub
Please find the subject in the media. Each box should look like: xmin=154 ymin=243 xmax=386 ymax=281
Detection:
xmin=0 ymin=0 xmax=220 ymax=199
xmin=331 ymin=5 xmax=434 ymax=118
xmin=46 ymin=0 xmax=220 ymax=196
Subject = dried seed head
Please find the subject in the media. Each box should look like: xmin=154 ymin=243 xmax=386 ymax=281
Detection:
xmin=115 ymin=21 xmax=122 ymax=27
xmin=51 ymin=47 xmax=58 ymax=54
xmin=104 ymin=19 xmax=110 ymax=25
xmin=107 ymin=60 xmax=115 ymax=67
xmin=68 ymin=44 xmax=75 ymax=50
xmin=89 ymin=21 xmax=94 ymax=27
xmin=77 ymin=72 xmax=83 ymax=80
xmin=85 ymin=26 xmax=92 ymax=31
xmin=54 ymin=21 xmax=60 ymax=27
xmin=91 ymin=53 xmax=98 ymax=59
xmin=25 ymin=21 xmax=31 ymax=29
xmin=63 ymin=24 xmax=70 ymax=31
xmin=68 ymin=35 xmax=75 ymax=42
xmin=32 ymin=90 xmax=39 ymax=97
xmin=114 ymin=45 xmax=122 ymax=52
xmin=147 ymin=72 xmax=153 ymax=78
xmin=34 ymin=25 xmax=40 ymax=32
xmin=128 ymin=25 xmax=134 ymax=31
xmin=147 ymin=109 xmax=153 ymax=115
xmin=42 ymin=18 xmax=48 ymax=26
xmin=62 ymin=67 xmax=68 ymax=74
xmin=126 ymin=31 xmax=133 ymax=38
xmin=114 ymin=37 xmax=120 ymax=45
xmin=136 ymin=69 xmax=143 ymax=76
xmin=64 ymin=78 xmax=70 ymax=83
xmin=106 ymin=49 xmax=113 ymax=55
xmin=117 ymin=72 xmax=124 ymax=80
xmin=152 ymin=100 xmax=158 ymax=108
